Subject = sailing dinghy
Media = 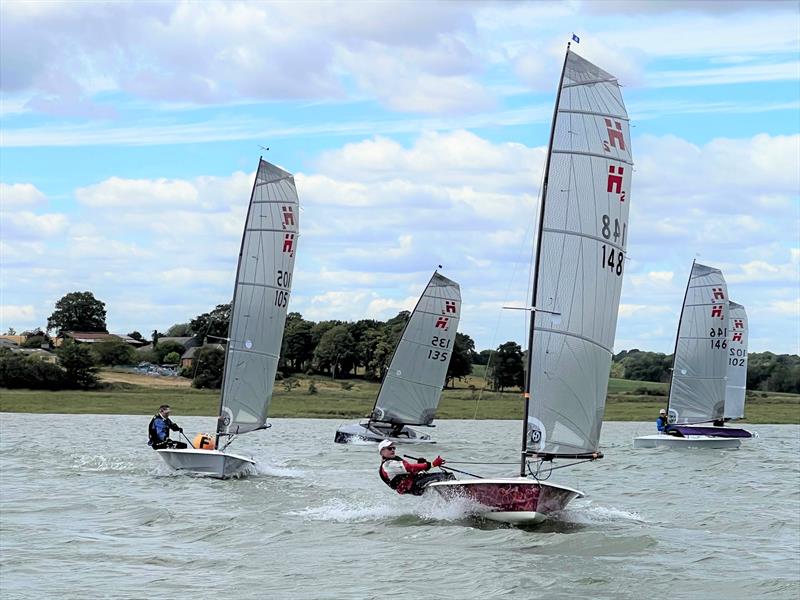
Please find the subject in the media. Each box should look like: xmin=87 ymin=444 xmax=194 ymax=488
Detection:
xmin=157 ymin=158 xmax=299 ymax=478
xmin=633 ymin=263 xmax=751 ymax=449
xmin=334 ymin=272 xmax=461 ymax=444
xmin=429 ymin=45 xmax=631 ymax=524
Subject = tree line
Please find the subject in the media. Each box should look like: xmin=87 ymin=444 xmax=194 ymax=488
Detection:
xmin=2 ymin=291 xmax=798 ymax=394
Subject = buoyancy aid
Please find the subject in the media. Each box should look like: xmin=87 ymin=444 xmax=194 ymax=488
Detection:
xmin=379 ymin=457 xmax=414 ymax=494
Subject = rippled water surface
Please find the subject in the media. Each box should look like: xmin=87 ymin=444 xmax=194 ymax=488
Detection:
xmin=1 ymin=415 xmax=798 ymax=599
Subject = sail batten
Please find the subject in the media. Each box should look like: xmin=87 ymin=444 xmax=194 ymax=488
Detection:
xmin=372 ymin=272 xmax=461 ymax=426
xmin=525 ymin=49 xmax=632 ymax=458
xmin=217 ymin=159 xmax=299 ymax=436
xmin=667 ymin=262 xmax=728 ymax=424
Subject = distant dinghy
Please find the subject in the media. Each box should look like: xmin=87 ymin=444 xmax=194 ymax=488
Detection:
xmin=634 ymin=264 xmax=752 ymax=449
xmin=157 ymin=158 xmax=299 ymax=478
xmin=334 ymin=271 xmax=461 ymax=445
xmin=429 ymin=45 xmax=631 ymax=524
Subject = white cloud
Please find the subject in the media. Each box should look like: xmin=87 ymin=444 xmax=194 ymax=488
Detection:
xmin=0 ymin=182 xmax=46 ymax=208
xmin=2 ymin=211 xmax=68 ymax=239
xmin=0 ymin=304 xmax=36 ymax=324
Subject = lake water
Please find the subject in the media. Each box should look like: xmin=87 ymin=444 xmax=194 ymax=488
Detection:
xmin=1 ymin=415 xmax=798 ymax=599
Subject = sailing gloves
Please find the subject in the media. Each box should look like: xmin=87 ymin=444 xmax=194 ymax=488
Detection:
xmin=414 ymin=456 xmax=446 ymax=469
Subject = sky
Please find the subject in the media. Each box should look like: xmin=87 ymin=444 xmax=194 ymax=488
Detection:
xmin=1 ymin=0 xmax=798 ymax=355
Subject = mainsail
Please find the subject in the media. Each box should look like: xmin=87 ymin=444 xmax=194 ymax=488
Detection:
xmin=217 ymin=159 xmax=299 ymax=436
xmin=667 ymin=262 xmax=728 ymax=424
xmin=372 ymin=272 xmax=461 ymax=426
xmin=524 ymin=49 xmax=632 ymax=460
xmin=724 ymin=301 xmax=748 ymax=420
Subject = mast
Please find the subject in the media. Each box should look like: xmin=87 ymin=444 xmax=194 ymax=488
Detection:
xmin=215 ymin=157 xmax=262 ymax=448
xmin=520 ymin=44 xmax=572 ymax=476
xmin=666 ymin=259 xmax=695 ymax=418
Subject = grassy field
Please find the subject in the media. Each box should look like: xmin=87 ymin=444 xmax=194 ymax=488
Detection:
xmin=0 ymin=370 xmax=798 ymax=424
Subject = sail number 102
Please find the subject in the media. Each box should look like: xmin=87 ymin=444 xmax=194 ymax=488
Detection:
xmin=600 ymin=214 xmax=625 ymax=276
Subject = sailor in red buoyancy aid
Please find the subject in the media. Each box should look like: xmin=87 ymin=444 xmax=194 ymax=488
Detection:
xmin=378 ymin=439 xmax=452 ymax=496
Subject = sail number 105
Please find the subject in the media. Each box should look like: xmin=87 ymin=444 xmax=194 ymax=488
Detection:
xmin=274 ymin=270 xmax=292 ymax=307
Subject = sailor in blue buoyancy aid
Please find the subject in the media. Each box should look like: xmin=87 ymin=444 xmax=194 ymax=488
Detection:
xmin=656 ymin=408 xmax=669 ymax=433
xmin=377 ymin=439 xmax=452 ymax=496
xmin=148 ymin=404 xmax=187 ymax=450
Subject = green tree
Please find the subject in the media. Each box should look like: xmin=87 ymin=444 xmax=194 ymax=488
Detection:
xmin=47 ymin=291 xmax=107 ymax=334
xmin=488 ymin=341 xmax=524 ymax=391
xmin=0 ymin=348 xmax=68 ymax=389
xmin=192 ymin=346 xmax=225 ymax=389
xmin=474 ymin=349 xmax=493 ymax=366
xmin=166 ymin=322 xmax=192 ymax=337
xmin=153 ymin=341 xmax=186 ymax=364
xmin=190 ymin=304 xmax=231 ymax=343
xmin=91 ymin=339 xmax=136 ymax=366
xmin=127 ymin=331 xmax=144 ymax=342
xmin=163 ymin=351 xmax=181 ymax=365
xmin=22 ymin=335 xmax=49 ymax=349
xmin=57 ymin=341 xmax=98 ymax=388
xmin=446 ymin=332 xmax=475 ymax=387
xmin=5 ymin=327 xmax=16 ymax=335
xmin=313 ymin=324 xmax=356 ymax=379
xmin=282 ymin=313 xmax=315 ymax=372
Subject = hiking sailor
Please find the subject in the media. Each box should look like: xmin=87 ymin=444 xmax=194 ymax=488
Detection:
xmin=148 ymin=404 xmax=187 ymax=450
xmin=378 ymin=439 xmax=452 ymax=495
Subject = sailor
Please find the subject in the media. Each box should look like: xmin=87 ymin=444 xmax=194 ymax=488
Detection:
xmin=656 ymin=408 xmax=669 ymax=433
xmin=378 ymin=439 xmax=451 ymax=496
xmin=148 ymin=404 xmax=187 ymax=450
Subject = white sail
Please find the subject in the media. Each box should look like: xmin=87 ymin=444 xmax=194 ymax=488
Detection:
xmin=372 ymin=273 xmax=461 ymax=426
xmin=526 ymin=50 xmax=632 ymax=456
xmin=667 ymin=262 xmax=728 ymax=424
xmin=218 ymin=159 xmax=299 ymax=435
xmin=724 ymin=301 xmax=748 ymax=420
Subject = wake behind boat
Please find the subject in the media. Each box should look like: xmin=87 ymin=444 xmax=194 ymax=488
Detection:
xmin=429 ymin=44 xmax=632 ymax=524
xmin=157 ymin=158 xmax=299 ymax=478
xmin=634 ymin=264 xmax=751 ymax=450
xmin=334 ymin=271 xmax=461 ymax=445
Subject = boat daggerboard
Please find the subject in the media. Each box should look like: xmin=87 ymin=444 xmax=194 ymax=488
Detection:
xmin=667 ymin=263 xmax=728 ymax=425
xmin=217 ymin=159 xmax=299 ymax=436
xmin=371 ymin=272 xmax=461 ymax=426
xmin=724 ymin=301 xmax=748 ymax=420
xmin=524 ymin=49 xmax=632 ymax=459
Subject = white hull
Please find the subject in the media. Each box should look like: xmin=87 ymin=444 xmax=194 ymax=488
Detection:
xmin=633 ymin=434 xmax=741 ymax=449
xmin=427 ymin=478 xmax=583 ymax=525
xmin=156 ymin=448 xmax=256 ymax=479
xmin=334 ymin=422 xmax=435 ymax=445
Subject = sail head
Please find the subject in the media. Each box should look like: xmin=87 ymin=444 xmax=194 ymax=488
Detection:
xmin=218 ymin=159 xmax=299 ymax=435
xmin=527 ymin=50 xmax=632 ymax=456
xmin=668 ymin=263 xmax=728 ymax=424
xmin=724 ymin=301 xmax=748 ymax=420
xmin=372 ymin=273 xmax=461 ymax=426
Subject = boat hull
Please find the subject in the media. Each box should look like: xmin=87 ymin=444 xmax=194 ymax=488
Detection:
xmin=426 ymin=478 xmax=583 ymax=524
xmin=333 ymin=422 xmax=435 ymax=445
xmin=633 ymin=434 xmax=741 ymax=449
xmin=156 ymin=448 xmax=256 ymax=479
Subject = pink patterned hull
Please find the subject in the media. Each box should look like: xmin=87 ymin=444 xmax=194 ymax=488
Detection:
xmin=428 ymin=480 xmax=581 ymax=517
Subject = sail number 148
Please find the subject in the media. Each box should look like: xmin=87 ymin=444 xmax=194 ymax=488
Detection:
xmin=600 ymin=214 xmax=625 ymax=276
